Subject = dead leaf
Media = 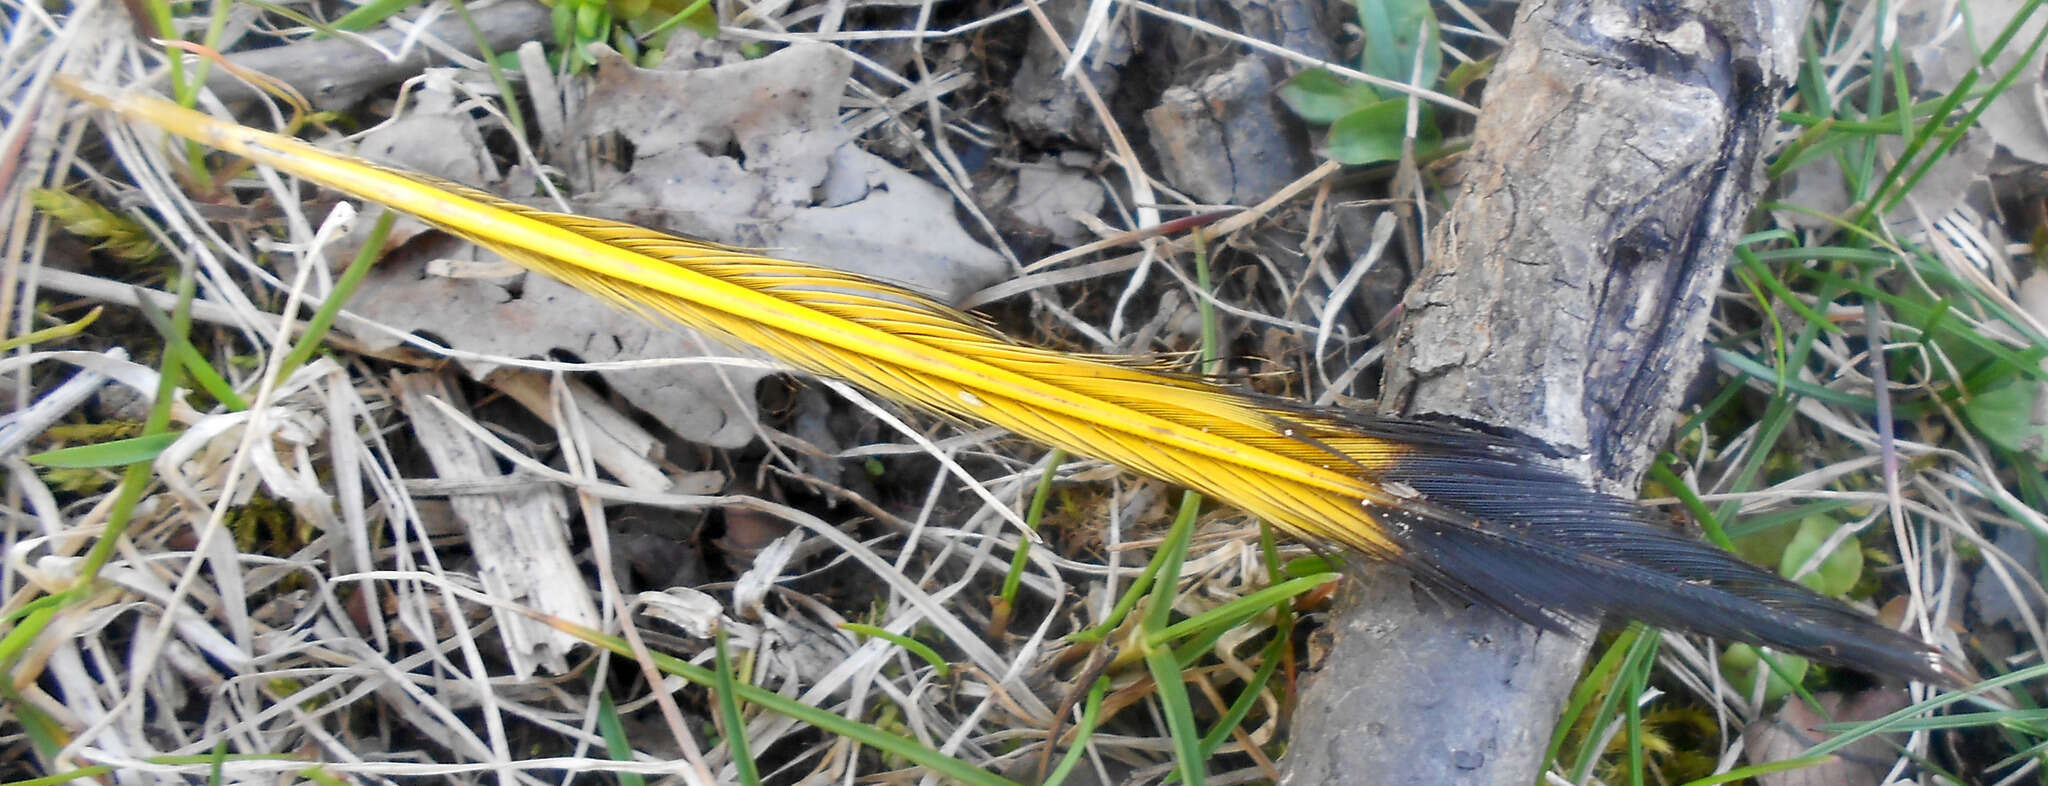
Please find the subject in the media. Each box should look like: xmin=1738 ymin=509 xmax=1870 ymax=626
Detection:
xmin=335 ymin=46 xmax=1008 ymax=449
xmin=1903 ymin=0 xmax=2048 ymax=165
xmin=573 ymin=43 xmax=1008 ymax=303
xmin=1746 ymin=689 xmax=1913 ymax=786
xmin=1775 ymin=131 xmax=1995 ymax=231
xmin=1010 ymin=161 xmax=1107 ymax=245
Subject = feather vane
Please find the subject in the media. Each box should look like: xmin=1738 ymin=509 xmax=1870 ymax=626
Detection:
xmin=61 ymin=80 xmax=1951 ymax=684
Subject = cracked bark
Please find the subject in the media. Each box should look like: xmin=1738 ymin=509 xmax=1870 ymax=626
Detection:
xmin=1276 ymin=0 xmax=1806 ymax=783
xmin=204 ymin=1 xmax=552 ymax=109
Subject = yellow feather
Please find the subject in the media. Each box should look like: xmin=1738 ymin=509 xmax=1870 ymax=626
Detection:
xmin=60 ymin=79 xmax=1410 ymax=555
xmin=60 ymin=78 xmax=1952 ymax=683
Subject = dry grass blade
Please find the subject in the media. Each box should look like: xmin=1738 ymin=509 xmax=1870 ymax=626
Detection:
xmin=56 ymin=78 xmax=1954 ymax=686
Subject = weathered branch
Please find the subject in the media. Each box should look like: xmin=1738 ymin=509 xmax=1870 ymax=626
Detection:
xmin=1279 ymin=0 xmax=1806 ymax=782
xmin=206 ymin=1 xmax=552 ymax=109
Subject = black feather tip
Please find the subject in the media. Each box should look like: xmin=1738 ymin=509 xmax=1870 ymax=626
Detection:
xmin=1342 ymin=415 xmax=1957 ymax=687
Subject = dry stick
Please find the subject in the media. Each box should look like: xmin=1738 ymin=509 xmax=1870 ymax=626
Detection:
xmin=555 ymin=374 xmax=719 ymax=786
xmin=1862 ymin=293 xmax=1940 ymax=783
xmin=1014 ymin=0 xmax=1160 ymax=232
xmin=0 ymin=347 xmax=124 ymax=458
xmin=1192 ymin=671 xmax=1279 ymax=780
xmin=201 ymin=0 xmax=552 ymax=108
xmin=1281 ymin=0 xmax=1813 ymax=782
xmin=1034 ymin=645 xmax=1111 ymax=783
xmin=33 ymin=267 xmax=433 ymax=365
xmin=56 ymin=235 xmax=400 ymax=773
xmin=964 ymin=160 xmax=1342 ymax=310
xmin=7 ymin=7 xmax=104 ymax=412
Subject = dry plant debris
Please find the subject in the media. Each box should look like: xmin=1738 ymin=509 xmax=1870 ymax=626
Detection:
xmin=2 ymin=0 xmax=2045 ymax=783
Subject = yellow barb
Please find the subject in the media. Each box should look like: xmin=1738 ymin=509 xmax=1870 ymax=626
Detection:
xmin=61 ymin=78 xmax=1414 ymax=554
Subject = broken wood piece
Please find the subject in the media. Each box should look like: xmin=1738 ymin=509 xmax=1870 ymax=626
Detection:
xmin=392 ymin=370 xmax=600 ymax=676
xmin=1281 ymin=0 xmax=1808 ymax=781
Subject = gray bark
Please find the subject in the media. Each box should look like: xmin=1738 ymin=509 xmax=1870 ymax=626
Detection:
xmin=206 ymin=1 xmax=553 ymax=109
xmin=1278 ymin=0 xmax=1806 ymax=782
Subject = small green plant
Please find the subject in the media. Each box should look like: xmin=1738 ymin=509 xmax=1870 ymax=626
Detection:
xmin=1275 ymin=0 xmax=1447 ymax=164
xmin=548 ymin=0 xmax=718 ymax=71
xmin=30 ymin=188 xmax=162 ymax=263
xmin=1719 ymin=643 xmax=1811 ymax=705
xmin=1775 ymin=514 xmax=1864 ymax=596
xmin=1960 ymin=376 xmax=2048 ymax=462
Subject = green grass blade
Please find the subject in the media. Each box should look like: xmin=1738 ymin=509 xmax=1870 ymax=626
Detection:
xmin=1735 ymin=248 xmax=1839 ymax=335
xmin=1042 ymin=676 xmax=1111 ymax=786
xmin=1558 ymin=627 xmax=1659 ymax=782
xmin=1647 ymin=458 xmax=1733 ymax=551
xmin=1144 ymin=646 xmax=1206 ymax=786
xmin=448 ymin=0 xmax=528 ymax=140
xmin=999 ymin=449 xmax=1066 ymax=626
xmin=330 ymin=0 xmax=419 ymax=32
xmin=1148 ymin=573 xmax=1337 ymax=646
xmin=1145 ymin=491 xmax=1202 ymax=632
xmin=0 ymin=762 xmax=117 ymax=786
xmin=1874 ymin=0 xmax=2048 ymax=217
xmin=68 ymin=266 xmax=196 ymax=588
xmin=714 ymin=625 xmax=762 ymax=786
xmin=639 ymin=0 xmax=719 ymax=41
xmin=1823 ymin=707 xmax=2048 ymax=734
xmin=0 ymin=306 xmax=102 ymax=352
xmin=596 ymin=690 xmax=649 ymax=786
xmin=1712 ymin=348 xmax=1882 ymax=412
xmin=1073 ymin=489 xmax=1203 ymax=645
xmin=26 ymin=432 xmax=185 ymax=468
xmin=1708 ymin=274 xmax=1845 ymax=526
xmin=0 ymin=604 xmax=62 ymax=682
xmin=207 ymin=738 xmax=228 ymax=786
xmin=842 ymin=623 xmax=950 ymax=677
xmin=272 ymin=211 xmax=396 ymax=386
xmin=1197 ymin=633 xmax=1285 ymax=758
xmin=1683 ymin=754 xmax=1837 ymax=786
xmin=549 ymin=618 xmax=1021 ymax=786
xmin=131 ymin=289 xmax=248 ymax=410
xmin=1623 ymin=638 xmax=1652 ymax=786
